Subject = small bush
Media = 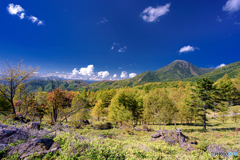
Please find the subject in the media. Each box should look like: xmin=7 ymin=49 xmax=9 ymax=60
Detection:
xmin=94 ymin=122 xmax=113 ymax=130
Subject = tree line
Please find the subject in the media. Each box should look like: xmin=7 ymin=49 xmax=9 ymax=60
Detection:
xmin=1 ymin=61 xmax=240 ymax=130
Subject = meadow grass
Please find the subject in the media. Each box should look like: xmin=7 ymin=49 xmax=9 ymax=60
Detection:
xmin=1 ymin=114 xmax=240 ymax=159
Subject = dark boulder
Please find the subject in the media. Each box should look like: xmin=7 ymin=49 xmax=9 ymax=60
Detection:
xmin=0 ymin=127 xmax=29 ymax=144
xmin=7 ymin=138 xmax=56 ymax=156
xmin=0 ymin=144 xmax=9 ymax=151
xmin=151 ymin=130 xmax=164 ymax=138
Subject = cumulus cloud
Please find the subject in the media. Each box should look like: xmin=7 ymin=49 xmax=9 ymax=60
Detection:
xmin=7 ymin=4 xmax=24 ymax=15
xmin=216 ymin=63 xmax=226 ymax=68
xmin=216 ymin=16 xmax=222 ymax=22
xmin=98 ymin=17 xmax=108 ymax=24
xmin=223 ymin=0 xmax=240 ymax=13
xmin=179 ymin=45 xmax=199 ymax=54
xmin=79 ymin=65 xmax=94 ymax=76
xmin=29 ymin=16 xmax=38 ymax=23
xmin=45 ymin=65 xmax=137 ymax=81
xmin=120 ymin=71 xmax=128 ymax=78
xmin=129 ymin=73 xmax=137 ymax=78
xmin=19 ymin=13 xmax=25 ymax=19
xmin=98 ymin=71 xmax=110 ymax=78
xmin=140 ymin=3 xmax=171 ymax=22
xmin=6 ymin=3 xmax=44 ymax=25
xmin=38 ymin=21 xmax=44 ymax=26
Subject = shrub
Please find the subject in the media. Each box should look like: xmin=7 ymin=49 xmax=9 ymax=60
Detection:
xmin=94 ymin=122 xmax=113 ymax=130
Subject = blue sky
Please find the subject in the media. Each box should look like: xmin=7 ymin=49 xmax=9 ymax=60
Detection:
xmin=1 ymin=0 xmax=240 ymax=80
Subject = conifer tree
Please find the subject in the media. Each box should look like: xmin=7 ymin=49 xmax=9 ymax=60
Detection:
xmin=187 ymin=78 xmax=220 ymax=130
xmin=92 ymin=99 xmax=105 ymax=121
xmin=217 ymin=74 xmax=238 ymax=107
xmin=231 ymin=106 xmax=240 ymax=123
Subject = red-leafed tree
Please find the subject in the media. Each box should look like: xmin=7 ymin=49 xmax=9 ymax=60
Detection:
xmin=47 ymin=88 xmax=77 ymax=123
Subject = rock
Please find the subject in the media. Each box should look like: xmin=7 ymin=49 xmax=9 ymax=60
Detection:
xmin=151 ymin=130 xmax=163 ymax=138
xmin=0 ymin=130 xmax=17 ymax=137
xmin=206 ymin=144 xmax=230 ymax=158
xmin=7 ymin=138 xmax=55 ymax=156
xmin=0 ymin=127 xmax=29 ymax=144
xmin=0 ymin=144 xmax=9 ymax=151
xmin=158 ymin=136 xmax=165 ymax=140
xmin=27 ymin=122 xmax=40 ymax=130
xmin=180 ymin=142 xmax=195 ymax=152
xmin=153 ymin=129 xmax=196 ymax=152
xmin=0 ymin=125 xmax=8 ymax=129
xmin=164 ymin=130 xmax=180 ymax=146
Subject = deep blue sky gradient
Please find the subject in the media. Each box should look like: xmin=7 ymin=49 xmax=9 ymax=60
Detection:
xmin=0 ymin=0 xmax=240 ymax=80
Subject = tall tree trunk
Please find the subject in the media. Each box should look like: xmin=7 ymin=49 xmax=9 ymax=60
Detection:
xmin=173 ymin=114 xmax=177 ymax=130
xmin=10 ymin=100 xmax=16 ymax=115
xmin=203 ymin=105 xmax=207 ymax=130
xmin=50 ymin=112 xmax=53 ymax=123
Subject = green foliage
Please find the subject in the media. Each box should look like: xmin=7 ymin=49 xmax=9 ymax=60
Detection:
xmin=187 ymin=78 xmax=221 ymax=130
xmin=0 ymin=95 xmax=11 ymax=113
xmin=216 ymin=74 xmax=239 ymax=106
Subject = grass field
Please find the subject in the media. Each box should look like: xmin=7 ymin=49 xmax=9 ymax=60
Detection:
xmin=1 ymin=114 xmax=240 ymax=159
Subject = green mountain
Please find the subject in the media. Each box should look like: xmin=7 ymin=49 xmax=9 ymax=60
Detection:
xmin=81 ymin=60 xmax=214 ymax=91
xmin=27 ymin=60 xmax=240 ymax=92
xmin=27 ymin=80 xmax=89 ymax=92
xmin=183 ymin=61 xmax=240 ymax=82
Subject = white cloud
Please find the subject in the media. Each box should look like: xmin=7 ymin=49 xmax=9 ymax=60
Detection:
xmin=56 ymin=71 xmax=59 ymax=74
xmin=120 ymin=71 xmax=128 ymax=78
xmin=113 ymin=74 xmax=117 ymax=78
xmin=179 ymin=45 xmax=199 ymax=54
xmin=38 ymin=21 xmax=44 ymax=26
xmin=29 ymin=16 xmax=38 ymax=23
xmin=7 ymin=4 xmax=24 ymax=15
xmin=140 ymin=3 xmax=171 ymax=22
xmin=98 ymin=71 xmax=110 ymax=78
xmin=7 ymin=3 xmax=45 ymax=26
xmin=98 ymin=17 xmax=108 ymax=24
xmin=19 ymin=13 xmax=25 ymax=19
xmin=223 ymin=0 xmax=240 ymax=13
xmin=119 ymin=67 xmax=123 ymax=69
xmin=216 ymin=63 xmax=226 ymax=68
xmin=216 ymin=16 xmax=222 ymax=22
xmin=111 ymin=46 xmax=114 ymax=50
xmin=129 ymin=73 xmax=137 ymax=78
xmin=79 ymin=65 xmax=95 ymax=76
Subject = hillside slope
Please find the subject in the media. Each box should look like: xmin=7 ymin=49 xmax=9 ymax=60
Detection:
xmin=80 ymin=60 xmax=214 ymax=91
xmin=183 ymin=61 xmax=240 ymax=82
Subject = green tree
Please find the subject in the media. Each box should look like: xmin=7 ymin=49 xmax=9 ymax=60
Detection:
xmin=187 ymin=78 xmax=220 ymax=130
xmin=143 ymin=89 xmax=176 ymax=130
xmin=217 ymin=74 xmax=239 ymax=107
xmin=0 ymin=60 xmax=38 ymax=115
xmin=92 ymin=99 xmax=105 ymax=121
xmin=0 ymin=95 xmax=11 ymax=115
xmin=231 ymin=106 xmax=240 ymax=123
xmin=108 ymin=88 xmax=142 ymax=125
